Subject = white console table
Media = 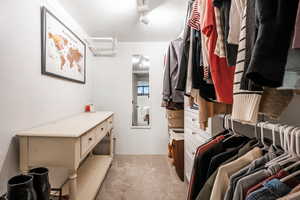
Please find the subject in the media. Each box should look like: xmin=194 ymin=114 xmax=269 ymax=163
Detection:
xmin=17 ymin=111 xmax=114 ymax=200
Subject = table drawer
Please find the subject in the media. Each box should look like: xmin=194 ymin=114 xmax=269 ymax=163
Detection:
xmin=95 ymin=122 xmax=107 ymax=142
xmin=81 ymin=129 xmax=96 ymax=156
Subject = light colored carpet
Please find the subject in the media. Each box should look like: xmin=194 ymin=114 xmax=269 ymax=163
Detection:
xmin=96 ymin=155 xmax=187 ymax=200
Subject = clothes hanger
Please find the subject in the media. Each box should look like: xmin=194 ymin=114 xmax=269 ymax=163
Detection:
xmin=260 ymin=121 xmax=267 ymax=147
xmin=296 ymin=127 xmax=300 ymax=155
xmin=281 ymin=170 xmax=300 ymax=182
xmin=254 ymin=121 xmax=259 ymax=139
xmin=221 ymin=115 xmax=249 ymax=142
xmin=261 ymin=121 xmax=273 ymax=151
xmin=277 ymin=128 xmax=300 ymax=166
xmin=270 ymin=126 xmax=297 ymax=166
xmin=265 ymin=124 xmax=291 ymax=166
xmin=222 ymin=114 xmax=227 ymax=130
xmin=220 ymin=114 xmax=233 ymax=138
xmin=272 ymin=124 xmax=276 ymax=146
xmin=282 ymin=128 xmax=300 ymax=172
xmin=280 ymin=127 xmax=300 ymax=183
xmin=231 ymin=116 xmax=238 ymax=136
xmin=290 ymin=127 xmax=300 ymax=156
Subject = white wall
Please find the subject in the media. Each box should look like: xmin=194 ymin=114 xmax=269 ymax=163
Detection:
xmin=0 ymin=0 xmax=95 ymax=193
xmin=93 ymin=42 xmax=169 ymax=155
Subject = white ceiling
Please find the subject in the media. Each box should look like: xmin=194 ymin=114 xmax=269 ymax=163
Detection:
xmin=59 ymin=0 xmax=188 ymax=42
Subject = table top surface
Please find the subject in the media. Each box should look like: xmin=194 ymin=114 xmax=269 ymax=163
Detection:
xmin=16 ymin=111 xmax=114 ymax=137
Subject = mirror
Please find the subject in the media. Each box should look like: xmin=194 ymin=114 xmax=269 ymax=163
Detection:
xmin=131 ymin=54 xmax=151 ymax=128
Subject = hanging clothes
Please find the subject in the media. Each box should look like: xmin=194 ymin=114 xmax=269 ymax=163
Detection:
xmin=281 ymin=49 xmax=300 ymax=89
xmin=246 ymin=0 xmax=299 ymax=88
xmin=227 ymin=0 xmax=242 ymax=45
xmin=224 ymin=145 xmax=284 ymax=200
xmin=279 ymin=185 xmax=300 ymax=200
xmin=162 ymin=38 xmax=184 ymax=104
xmin=188 ymin=0 xmax=212 ymax=83
xmin=191 ymin=29 xmax=216 ymax=101
xmin=187 ymin=134 xmax=226 ymax=200
xmin=196 ymin=139 xmax=260 ymax=200
xmin=176 ymin=0 xmax=193 ymax=92
xmin=186 ymin=122 xmax=300 ymax=200
xmin=202 ymin=0 xmax=235 ymax=104
xmin=213 ymin=0 xmax=239 ymax=66
xmin=210 ymin=147 xmax=263 ymax=200
xmin=187 ymin=130 xmax=258 ymax=200
xmin=190 ymin=89 xmax=231 ymax=129
xmin=231 ymin=0 xmax=263 ymax=123
xmin=185 ymin=31 xmax=194 ymax=95
xmin=246 ymin=179 xmax=292 ymax=200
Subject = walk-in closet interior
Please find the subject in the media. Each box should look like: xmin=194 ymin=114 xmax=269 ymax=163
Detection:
xmin=2 ymin=0 xmax=300 ymax=199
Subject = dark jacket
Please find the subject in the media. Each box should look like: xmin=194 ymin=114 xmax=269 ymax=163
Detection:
xmin=191 ymin=30 xmax=216 ymax=101
xmin=246 ymin=0 xmax=299 ymax=87
xmin=240 ymin=0 xmax=262 ymax=91
xmin=176 ymin=1 xmax=193 ymax=92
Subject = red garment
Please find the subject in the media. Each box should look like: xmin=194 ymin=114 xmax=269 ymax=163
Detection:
xmin=187 ymin=135 xmax=225 ymax=200
xmin=202 ymin=0 xmax=235 ymax=104
xmin=246 ymin=170 xmax=289 ymax=196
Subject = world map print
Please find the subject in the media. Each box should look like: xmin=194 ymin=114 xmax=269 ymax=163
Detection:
xmin=43 ymin=8 xmax=86 ymax=83
xmin=48 ymin=32 xmax=83 ymax=73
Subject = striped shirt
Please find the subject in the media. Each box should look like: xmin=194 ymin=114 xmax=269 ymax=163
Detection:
xmin=231 ymin=1 xmax=263 ymax=123
xmin=188 ymin=0 xmax=201 ymax=31
xmin=188 ymin=0 xmax=211 ymax=81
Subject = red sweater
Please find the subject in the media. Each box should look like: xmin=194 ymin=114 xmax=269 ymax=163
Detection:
xmin=202 ymin=0 xmax=235 ymax=104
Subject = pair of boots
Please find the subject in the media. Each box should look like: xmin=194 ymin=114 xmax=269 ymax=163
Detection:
xmin=7 ymin=167 xmax=51 ymax=200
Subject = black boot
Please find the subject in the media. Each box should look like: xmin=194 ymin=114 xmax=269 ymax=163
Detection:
xmin=7 ymin=175 xmax=37 ymax=200
xmin=29 ymin=168 xmax=51 ymax=200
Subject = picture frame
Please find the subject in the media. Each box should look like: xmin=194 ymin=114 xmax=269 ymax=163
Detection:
xmin=41 ymin=7 xmax=86 ymax=84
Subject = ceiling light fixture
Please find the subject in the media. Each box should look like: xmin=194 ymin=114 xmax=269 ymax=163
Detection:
xmin=137 ymin=0 xmax=150 ymax=25
xmin=139 ymin=13 xmax=150 ymax=25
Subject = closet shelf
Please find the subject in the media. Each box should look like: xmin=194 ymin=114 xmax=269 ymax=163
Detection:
xmin=62 ymin=155 xmax=113 ymax=200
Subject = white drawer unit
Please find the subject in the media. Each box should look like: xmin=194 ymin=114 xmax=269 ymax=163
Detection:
xmin=184 ymin=97 xmax=223 ymax=182
xmin=184 ymin=146 xmax=195 ymax=183
xmin=17 ymin=112 xmax=114 ymax=200
xmin=185 ymin=134 xmax=198 ymax=157
xmin=185 ymin=128 xmax=207 ymax=152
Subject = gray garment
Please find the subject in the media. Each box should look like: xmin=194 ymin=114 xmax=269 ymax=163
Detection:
xmin=281 ymin=49 xmax=300 ymax=89
xmin=162 ymin=38 xmax=184 ymax=103
xmin=224 ymin=146 xmax=283 ymax=200
xmin=232 ymin=164 xmax=282 ymax=200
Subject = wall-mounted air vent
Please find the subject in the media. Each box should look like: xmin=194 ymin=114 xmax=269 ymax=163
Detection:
xmin=85 ymin=37 xmax=118 ymax=57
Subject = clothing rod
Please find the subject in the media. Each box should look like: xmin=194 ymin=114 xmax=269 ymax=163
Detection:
xmin=226 ymin=115 xmax=298 ymax=132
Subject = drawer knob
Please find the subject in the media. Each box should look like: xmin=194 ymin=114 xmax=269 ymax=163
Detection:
xmin=88 ymin=137 xmax=93 ymax=141
xmin=192 ymin=118 xmax=196 ymax=122
xmin=101 ymin=128 xmax=104 ymax=131
xmin=192 ymin=152 xmax=195 ymax=155
xmin=192 ymin=132 xmax=197 ymax=135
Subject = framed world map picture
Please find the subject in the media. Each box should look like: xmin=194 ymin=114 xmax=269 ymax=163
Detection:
xmin=41 ymin=7 xmax=86 ymax=84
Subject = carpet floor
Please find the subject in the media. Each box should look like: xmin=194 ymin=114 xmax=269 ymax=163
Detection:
xmin=96 ymin=155 xmax=187 ymax=200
